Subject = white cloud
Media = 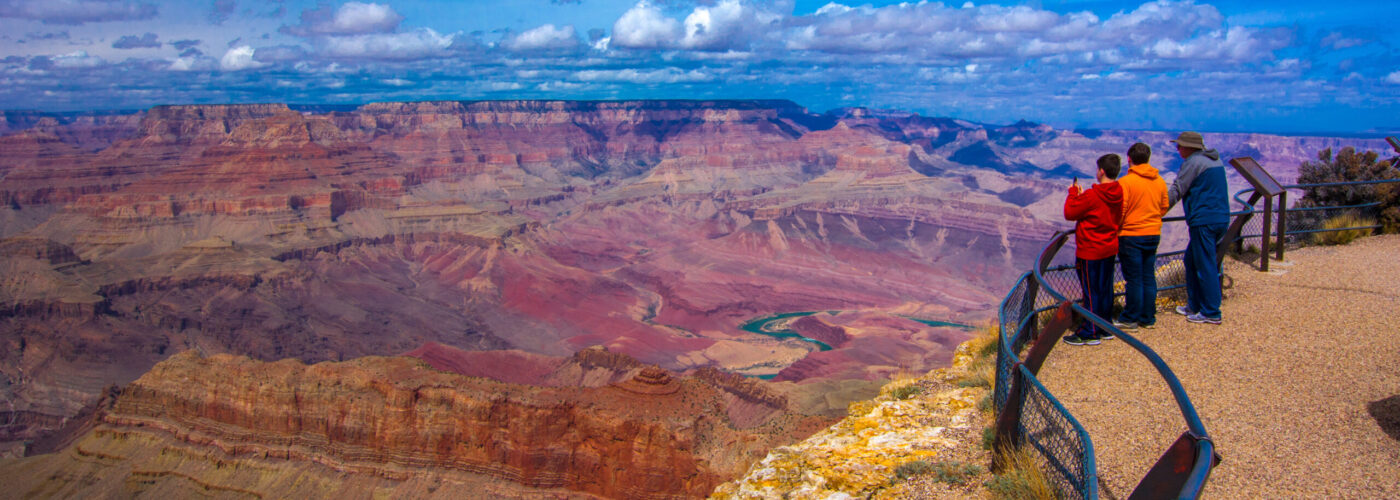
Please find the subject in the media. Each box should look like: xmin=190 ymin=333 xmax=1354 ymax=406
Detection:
xmin=1386 ymin=71 xmax=1400 ymax=85
xmin=611 ymin=1 xmax=681 ymax=49
xmin=572 ymin=68 xmax=711 ymax=84
xmin=504 ymin=24 xmax=578 ymax=51
xmin=973 ymin=5 xmax=1058 ymax=32
xmin=318 ymin=28 xmax=455 ymax=60
xmin=168 ymin=55 xmax=214 ymax=72
xmin=1149 ymin=26 xmax=1288 ymax=63
xmin=52 ymin=50 xmax=104 ymax=68
xmin=333 ymin=3 xmax=402 ymax=34
xmin=679 ymin=0 xmax=776 ymax=50
xmin=220 ymin=45 xmax=265 ymax=71
xmin=285 ymin=2 xmax=403 ymax=36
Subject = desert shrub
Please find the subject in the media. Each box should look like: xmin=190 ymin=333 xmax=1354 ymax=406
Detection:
xmin=1296 ymin=147 xmax=1400 ymax=233
xmin=1312 ymin=213 xmax=1376 ymax=245
xmin=890 ymin=384 xmax=922 ymax=400
xmin=958 ymin=370 xmax=991 ymax=389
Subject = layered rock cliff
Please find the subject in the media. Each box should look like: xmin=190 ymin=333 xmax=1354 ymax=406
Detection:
xmin=0 ymin=351 xmax=832 ymax=499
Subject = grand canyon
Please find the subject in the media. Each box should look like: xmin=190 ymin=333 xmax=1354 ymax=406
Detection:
xmin=0 ymin=100 xmax=1388 ymax=497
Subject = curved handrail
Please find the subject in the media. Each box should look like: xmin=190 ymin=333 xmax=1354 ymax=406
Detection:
xmin=1031 ymin=230 xmax=1217 ymax=498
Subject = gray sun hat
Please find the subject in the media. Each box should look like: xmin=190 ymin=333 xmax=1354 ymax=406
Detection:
xmin=1173 ymin=131 xmax=1206 ymax=150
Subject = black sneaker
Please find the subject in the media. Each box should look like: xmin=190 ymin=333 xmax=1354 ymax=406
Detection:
xmin=1098 ymin=331 xmax=1116 ymax=341
xmin=1111 ymin=319 xmax=1138 ymax=330
xmin=1062 ymin=334 xmax=1101 ymax=346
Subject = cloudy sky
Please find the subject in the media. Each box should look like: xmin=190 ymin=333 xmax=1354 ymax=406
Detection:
xmin=1 ymin=0 xmax=1397 ymax=134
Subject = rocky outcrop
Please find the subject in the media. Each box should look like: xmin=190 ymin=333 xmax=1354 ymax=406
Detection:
xmin=0 ymin=351 xmax=833 ymax=499
xmin=789 ymin=315 xmax=851 ymax=348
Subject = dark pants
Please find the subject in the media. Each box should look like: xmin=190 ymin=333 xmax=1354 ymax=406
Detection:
xmin=1118 ymin=235 xmax=1160 ymax=326
xmin=1184 ymin=223 xmax=1225 ymax=318
xmin=1075 ymin=256 xmax=1115 ymax=338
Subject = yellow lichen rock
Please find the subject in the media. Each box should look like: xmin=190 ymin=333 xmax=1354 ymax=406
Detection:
xmin=713 ymin=339 xmax=991 ymax=499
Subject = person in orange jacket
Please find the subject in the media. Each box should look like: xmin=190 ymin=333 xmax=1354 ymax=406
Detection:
xmin=1115 ymin=143 xmax=1170 ymax=330
xmin=1063 ymin=154 xmax=1124 ymax=346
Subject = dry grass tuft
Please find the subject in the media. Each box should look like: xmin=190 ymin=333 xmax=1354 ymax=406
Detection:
xmin=988 ymin=446 xmax=1059 ymax=500
xmin=1313 ymin=213 xmax=1375 ymax=245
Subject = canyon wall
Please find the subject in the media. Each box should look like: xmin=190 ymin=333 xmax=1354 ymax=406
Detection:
xmin=0 ymin=99 xmax=1387 ymax=471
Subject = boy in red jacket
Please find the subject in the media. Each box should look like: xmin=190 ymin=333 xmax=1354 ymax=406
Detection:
xmin=1063 ymin=154 xmax=1124 ymax=346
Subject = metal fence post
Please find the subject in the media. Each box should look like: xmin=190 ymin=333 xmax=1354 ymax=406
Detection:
xmin=1277 ymin=191 xmax=1287 ymax=261
xmin=1260 ymin=195 xmax=1273 ymax=272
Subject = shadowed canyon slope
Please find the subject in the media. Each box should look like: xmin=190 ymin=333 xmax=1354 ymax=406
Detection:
xmin=0 ymin=101 xmax=1388 ymax=494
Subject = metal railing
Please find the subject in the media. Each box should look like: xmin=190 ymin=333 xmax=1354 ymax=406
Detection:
xmin=992 ymin=177 xmax=1396 ymax=498
xmin=995 ymin=230 xmax=1219 ymax=499
xmin=1231 ymin=179 xmax=1399 ymax=266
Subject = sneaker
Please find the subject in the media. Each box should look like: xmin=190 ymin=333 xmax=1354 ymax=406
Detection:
xmin=1111 ymin=319 xmax=1138 ymax=330
xmin=1139 ymin=322 xmax=1156 ymax=329
xmin=1098 ymin=331 xmax=1116 ymax=341
xmin=1186 ymin=313 xmax=1221 ymax=325
xmin=1174 ymin=306 xmax=1196 ymax=316
xmin=1062 ymin=334 xmax=1101 ymax=346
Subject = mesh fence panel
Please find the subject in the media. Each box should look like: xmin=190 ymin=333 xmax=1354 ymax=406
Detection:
xmin=996 ymin=266 xmax=1096 ymax=499
xmin=1020 ymin=366 xmax=1093 ymax=500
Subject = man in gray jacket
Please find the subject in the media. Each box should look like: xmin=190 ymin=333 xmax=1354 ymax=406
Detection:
xmin=1167 ymin=131 xmax=1229 ymax=324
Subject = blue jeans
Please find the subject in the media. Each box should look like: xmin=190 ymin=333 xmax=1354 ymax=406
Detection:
xmin=1184 ymin=223 xmax=1225 ymax=318
xmin=1118 ymin=235 xmax=1160 ymax=326
xmin=1075 ymin=256 xmax=1115 ymax=338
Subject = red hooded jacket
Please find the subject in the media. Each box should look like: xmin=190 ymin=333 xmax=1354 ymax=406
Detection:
xmin=1064 ymin=182 xmax=1124 ymax=260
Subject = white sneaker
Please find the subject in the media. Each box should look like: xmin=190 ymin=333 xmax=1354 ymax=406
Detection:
xmin=1174 ymin=306 xmax=1195 ymax=316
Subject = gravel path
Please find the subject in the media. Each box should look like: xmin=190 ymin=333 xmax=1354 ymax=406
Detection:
xmin=1037 ymin=234 xmax=1400 ymax=498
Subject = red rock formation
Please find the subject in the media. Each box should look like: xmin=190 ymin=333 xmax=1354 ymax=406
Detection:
xmin=27 ymin=351 xmax=830 ymax=499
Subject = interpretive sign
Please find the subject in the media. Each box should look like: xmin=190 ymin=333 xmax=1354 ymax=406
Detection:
xmin=1229 ymin=157 xmax=1284 ymax=197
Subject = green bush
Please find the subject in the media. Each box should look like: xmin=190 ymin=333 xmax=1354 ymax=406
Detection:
xmin=1297 ymin=147 xmax=1400 ymax=234
xmin=890 ymin=385 xmax=922 ymax=400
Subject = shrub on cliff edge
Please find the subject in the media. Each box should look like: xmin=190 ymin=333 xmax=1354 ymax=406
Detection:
xmin=1297 ymin=147 xmax=1400 ymax=234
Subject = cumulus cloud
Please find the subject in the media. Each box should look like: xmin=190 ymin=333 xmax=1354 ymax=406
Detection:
xmin=112 ymin=32 xmax=160 ymax=49
xmin=610 ymin=0 xmax=781 ymax=51
xmin=1149 ymin=26 xmax=1291 ymax=63
xmin=0 ymin=0 xmax=157 ymax=25
xmin=284 ymin=2 xmax=403 ymax=36
xmin=221 ymin=45 xmax=266 ymax=71
xmin=611 ymin=1 xmax=681 ymax=49
xmin=317 ymin=28 xmax=454 ymax=60
xmin=503 ymin=24 xmax=579 ymax=51
xmin=1387 ymin=71 xmax=1400 ymax=85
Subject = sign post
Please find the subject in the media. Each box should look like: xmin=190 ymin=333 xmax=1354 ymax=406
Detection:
xmin=1228 ymin=157 xmax=1285 ymax=272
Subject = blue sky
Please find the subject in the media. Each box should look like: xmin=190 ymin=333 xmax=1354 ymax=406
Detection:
xmin=1 ymin=0 xmax=1397 ymax=134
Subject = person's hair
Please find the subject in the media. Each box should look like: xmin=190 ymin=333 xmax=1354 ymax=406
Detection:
xmin=1127 ymin=142 xmax=1151 ymax=166
xmin=1097 ymin=153 xmax=1122 ymax=178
